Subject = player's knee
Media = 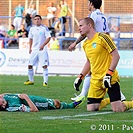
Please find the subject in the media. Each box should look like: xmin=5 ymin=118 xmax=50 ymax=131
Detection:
xmin=112 ymin=107 xmax=123 ymax=112
xmin=87 ymin=104 xmax=99 ymax=111
xmin=87 ymin=98 xmax=102 ymax=111
xmin=111 ymin=101 xmax=124 ymax=112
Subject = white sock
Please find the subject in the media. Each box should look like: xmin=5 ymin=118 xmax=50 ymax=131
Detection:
xmin=43 ymin=68 xmax=48 ymax=84
xmin=79 ymin=75 xmax=91 ymax=96
xmin=120 ymin=91 xmax=126 ymax=101
xmin=28 ymin=69 xmax=34 ymax=82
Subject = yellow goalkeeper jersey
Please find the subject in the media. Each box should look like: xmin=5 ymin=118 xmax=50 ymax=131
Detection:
xmin=83 ymin=32 xmax=119 ymax=84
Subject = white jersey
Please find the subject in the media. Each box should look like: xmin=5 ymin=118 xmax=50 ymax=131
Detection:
xmin=89 ymin=9 xmax=109 ymax=33
xmin=28 ymin=24 xmax=51 ymax=51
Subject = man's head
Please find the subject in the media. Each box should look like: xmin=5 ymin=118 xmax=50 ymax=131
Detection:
xmin=49 ymin=2 xmax=54 ymax=7
xmin=33 ymin=15 xmax=42 ymax=26
xmin=78 ymin=17 xmax=95 ymax=36
xmin=18 ymin=3 xmax=22 ymax=7
xmin=88 ymin=0 xmax=102 ymax=11
xmin=20 ymin=24 xmax=25 ymax=29
xmin=60 ymin=0 xmax=65 ymax=5
xmin=0 ymin=95 xmax=7 ymax=111
xmin=11 ymin=24 xmax=15 ymax=30
xmin=31 ymin=3 xmax=36 ymax=9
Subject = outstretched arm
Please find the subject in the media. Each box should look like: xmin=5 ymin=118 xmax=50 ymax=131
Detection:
xmin=18 ymin=94 xmax=39 ymax=112
xmin=68 ymin=35 xmax=86 ymax=51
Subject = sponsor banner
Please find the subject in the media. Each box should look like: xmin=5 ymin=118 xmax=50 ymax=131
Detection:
xmin=36 ymin=51 xmax=86 ymax=75
xmin=0 ymin=49 xmax=29 ymax=75
xmin=0 ymin=49 xmax=86 ymax=75
xmin=117 ymin=51 xmax=133 ymax=76
xmin=0 ymin=49 xmax=133 ymax=76
xmin=19 ymin=38 xmax=29 ymax=49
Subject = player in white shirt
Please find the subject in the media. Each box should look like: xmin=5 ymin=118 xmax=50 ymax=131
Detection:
xmin=24 ymin=15 xmax=51 ymax=86
xmin=68 ymin=0 xmax=126 ymax=102
xmin=89 ymin=6 xmax=109 ymax=33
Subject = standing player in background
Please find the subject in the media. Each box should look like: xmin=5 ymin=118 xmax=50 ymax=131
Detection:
xmin=68 ymin=0 xmax=126 ymax=102
xmin=24 ymin=15 xmax=51 ymax=86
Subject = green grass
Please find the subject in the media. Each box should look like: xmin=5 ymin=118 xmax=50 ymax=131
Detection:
xmin=0 ymin=75 xmax=133 ymax=133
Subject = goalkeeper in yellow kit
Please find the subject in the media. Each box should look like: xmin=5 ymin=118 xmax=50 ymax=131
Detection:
xmin=76 ymin=17 xmax=133 ymax=112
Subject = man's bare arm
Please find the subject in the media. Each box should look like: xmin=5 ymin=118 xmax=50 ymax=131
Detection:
xmin=68 ymin=35 xmax=86 ymax=51
xmin=80 ymin=59 xmax=91 ymax=76
xmin=75 ymin=35 xmax=86 ymax=44
xmin=18 ymin=94 xmax=39 ymax=112
xmin=109 ymin=49 xmax=120 ymax=71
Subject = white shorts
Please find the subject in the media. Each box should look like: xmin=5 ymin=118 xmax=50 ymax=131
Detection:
xmin=28 ymin=50 xmax=49 ymax=67
xmin=13 ymin=17 xmax=23 ymax=30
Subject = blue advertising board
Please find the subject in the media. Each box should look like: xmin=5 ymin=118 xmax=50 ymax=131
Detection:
xmin=117 ymin=51 xmax=133 ymax=76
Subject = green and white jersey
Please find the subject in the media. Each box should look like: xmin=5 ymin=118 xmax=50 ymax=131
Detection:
xmin=4 ymin=94 xmax=56 ymax=112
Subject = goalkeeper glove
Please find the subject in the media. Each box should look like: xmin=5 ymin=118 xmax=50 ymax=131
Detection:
xmin=73 ymin=73 xmax=84 ymax=91
xmin=103 ymin=69 xmax=113 ymax=88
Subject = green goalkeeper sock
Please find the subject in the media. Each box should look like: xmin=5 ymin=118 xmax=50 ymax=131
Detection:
xmin=60 ymin=102 xmax=74 ymax=109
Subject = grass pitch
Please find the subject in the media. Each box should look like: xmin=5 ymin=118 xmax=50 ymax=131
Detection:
xmin=0 ymin=75 xmax=133 ymax=133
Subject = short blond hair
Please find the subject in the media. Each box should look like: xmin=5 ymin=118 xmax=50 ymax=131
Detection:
xmin=79 ymin=17 xmax=95 ymax=29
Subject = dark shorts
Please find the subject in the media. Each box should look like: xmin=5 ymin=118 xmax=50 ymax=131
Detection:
xmin=87 ymin=82 xmax=121 ymax=104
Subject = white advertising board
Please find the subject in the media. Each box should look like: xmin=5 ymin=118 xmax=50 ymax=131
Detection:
xmin=0 ymin=49 xmax=133 ymax=76
xmin=19 ymin=38 xmax=29 ymax=49
xmin=0 ymin=49 xmax=86 ymax=75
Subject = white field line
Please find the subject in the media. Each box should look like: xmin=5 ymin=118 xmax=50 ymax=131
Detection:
xmin=64 ymin=118 xmax=133 ymax=123
xmin=41 ymin=111 xmax=133 ymax=122
xmin=41 ymin=111 xmax=113 ymax=120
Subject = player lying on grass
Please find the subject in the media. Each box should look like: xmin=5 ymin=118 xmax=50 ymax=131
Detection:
xmin=0 ymin=93 xmax=85 ymax=112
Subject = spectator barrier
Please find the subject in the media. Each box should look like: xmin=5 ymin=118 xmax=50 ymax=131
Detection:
xmin=0 ymin=37 xmax=18 ymax=48
xmin=0 ymin=16 xmax=133 ymax=50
